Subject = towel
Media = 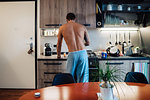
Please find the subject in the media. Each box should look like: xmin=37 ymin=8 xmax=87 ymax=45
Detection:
xmin=134 ymin=63 xmax=149 ymax=82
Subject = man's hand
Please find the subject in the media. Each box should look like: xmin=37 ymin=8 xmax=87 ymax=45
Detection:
xmin=84 ymin=42 xmax=89 ymax=46
xmin=57 ymin=55 xmax=61 ymax=59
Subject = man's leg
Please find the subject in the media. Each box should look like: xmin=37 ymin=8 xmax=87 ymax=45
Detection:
xmin=76 ymin=53 xmax=89 ymax=83
xmin=66 ymin=53 xmax=77 ymax=81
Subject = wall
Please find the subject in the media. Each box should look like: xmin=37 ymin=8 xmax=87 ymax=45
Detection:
xmin=139 ymin=26 xmax=150 ymax=54
xmin=37 ymin=0 xmax=142 ymax=56
xmin=38 ymin=28 xmax=140 ymax=55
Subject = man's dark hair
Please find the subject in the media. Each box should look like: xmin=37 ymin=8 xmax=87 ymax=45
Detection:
xmin=66 ymin=13 xmax=76 ymax=21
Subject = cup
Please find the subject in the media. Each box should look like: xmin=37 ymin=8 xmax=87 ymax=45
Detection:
xmin=107 ymin=4 xmax=112 ymax=11
xmin=101 ymin=52 xmax=107 ymax=59
xmin=118 ymin=5 xmax=123 ymax=11
xmin=127 ymin=7 xmax=131 ymax=11
xmin=137 ymin=6 xmax=141 ymax=10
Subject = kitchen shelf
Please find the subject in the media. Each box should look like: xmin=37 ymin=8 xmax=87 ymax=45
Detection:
xmin=103 ymin=10 xmax=150 ymax=13
xmin=41 ymin=35 xmax=57 ymax=37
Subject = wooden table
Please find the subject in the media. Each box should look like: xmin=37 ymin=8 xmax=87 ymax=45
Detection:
xmin=19 ymin=82 xmax=150 ymax=100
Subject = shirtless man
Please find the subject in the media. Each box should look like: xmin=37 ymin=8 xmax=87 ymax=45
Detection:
xmin=57 ymin=13 xmax=90 ymax=83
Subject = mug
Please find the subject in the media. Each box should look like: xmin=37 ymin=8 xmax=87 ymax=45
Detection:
xmin=118 ymin=5 xmax=123 ymax=11
xmin=127 ymin=7 xmax=131 ymax=11
xmin=101 ymin=52 xmax=107 ymax=59
xmin=137 ymin=6 xmax=141 ymax=10
xmin=107 ymin=4 xmax=112 ymax=11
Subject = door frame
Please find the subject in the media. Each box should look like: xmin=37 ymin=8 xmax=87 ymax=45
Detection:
xmin=0 ymin=0 xmax=38 ymax=89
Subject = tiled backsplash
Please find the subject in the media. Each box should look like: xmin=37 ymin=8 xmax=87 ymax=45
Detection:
xmin=38 ymin=28 xmax=141 ymax=55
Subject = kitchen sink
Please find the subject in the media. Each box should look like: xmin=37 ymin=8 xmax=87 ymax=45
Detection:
xmin=128 ymin=53 xmax=145 ymax=57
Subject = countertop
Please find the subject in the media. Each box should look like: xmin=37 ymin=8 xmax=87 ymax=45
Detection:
xmin=38 ymin=55 xmax=68 ymax=61
xmin=38 ymin=54 xmax=150 ymax=61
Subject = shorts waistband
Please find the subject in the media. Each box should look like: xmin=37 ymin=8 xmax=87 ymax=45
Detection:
xmin=69 ymin=50 xmax=87 ymax=54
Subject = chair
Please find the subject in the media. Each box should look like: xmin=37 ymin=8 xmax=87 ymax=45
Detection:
xmin=52 ymin=73 xmax=75 ymax=86
xmin=124 ymin=72 xmax=148 ymax=84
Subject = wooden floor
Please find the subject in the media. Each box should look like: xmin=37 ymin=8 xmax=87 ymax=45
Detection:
xmin=0 ymin=89 xmax=33 ymax=100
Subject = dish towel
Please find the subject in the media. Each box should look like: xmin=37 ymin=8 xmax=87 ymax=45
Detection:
xmin=134 ymin=63 xmax=150 ymax=82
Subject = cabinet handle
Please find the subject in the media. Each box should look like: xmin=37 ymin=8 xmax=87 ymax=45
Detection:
xmin=105 ymin=62 xmax=124 ymax=65
xmin=89 ymin=68 xmax=99 ymax=70
xmin=132 ymin=62 xmax=150 ymax=64
xmin=44 ymin=81 xmax=53 ymax=84
xmin=83 ymin=24 xmax=90 ymax=26
xmin=44 ymin=63 xmax=62 ymax=65
xmin=44 ymin=72 xmax=62 ymax=74
xmin=45 ymin=24 xmax=62 ymax=26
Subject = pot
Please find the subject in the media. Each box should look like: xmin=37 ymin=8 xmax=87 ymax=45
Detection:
xmin=106 ymin=46 xmax=120 ymax=57
xmin=100 ymin=82 xmax=114 ymax=100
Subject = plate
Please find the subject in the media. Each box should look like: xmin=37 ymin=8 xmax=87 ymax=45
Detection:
xmin=97 ymin=93 xmax=118 ymax=100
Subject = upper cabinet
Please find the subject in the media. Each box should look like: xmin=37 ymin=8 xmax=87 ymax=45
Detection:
xmin=96 ymin=0 xmax=150 ymax=28
xmin=40 ymin=0 xmax=96 ymax=28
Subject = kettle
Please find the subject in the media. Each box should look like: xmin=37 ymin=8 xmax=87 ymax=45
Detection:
xmin=45 ymin=43 xmax=52 ymax=56
xmin=134 ymin=47 xmax=141 ymax=54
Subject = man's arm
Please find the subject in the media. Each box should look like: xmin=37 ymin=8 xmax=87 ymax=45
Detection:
xmin=57 ymin=27 xmax=63 ymax=58
xmin=84 ymin=28 xmax=90 ymax=46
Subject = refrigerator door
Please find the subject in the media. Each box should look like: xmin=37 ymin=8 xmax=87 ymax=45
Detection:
xmin=0 ymin=1 xmax=35 ymax=88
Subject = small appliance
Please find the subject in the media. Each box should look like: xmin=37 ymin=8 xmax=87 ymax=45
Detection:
xmin=45 ymin=43 xmax=52 ymax=56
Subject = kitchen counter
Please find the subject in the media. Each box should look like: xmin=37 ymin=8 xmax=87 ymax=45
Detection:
xmin=38 ymin=55 xmax=68 ymax=61
xmin=38 ymin=54 xmax=150 ymax=61
xmin=98 ymin=56 xmax=150 ymax=60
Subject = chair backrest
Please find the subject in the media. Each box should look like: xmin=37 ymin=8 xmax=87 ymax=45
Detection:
xmin=124 ymin=72 xmax=148 ymax=84
xmin=52 ymin=73 xmax=75 ymax=86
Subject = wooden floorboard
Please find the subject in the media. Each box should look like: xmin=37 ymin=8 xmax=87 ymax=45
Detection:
xmin=0 ymin=89 xmax=33 ymax=100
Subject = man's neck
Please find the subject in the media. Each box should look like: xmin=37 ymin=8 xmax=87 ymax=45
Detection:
xmin=67 ymin=20 xmax=75 ymax=23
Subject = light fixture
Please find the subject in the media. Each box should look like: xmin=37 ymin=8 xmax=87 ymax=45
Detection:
xmin=98 ymin=27 xmax=139 ymax=31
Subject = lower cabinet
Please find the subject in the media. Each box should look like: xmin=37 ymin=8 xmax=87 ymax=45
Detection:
xmin=99 ymin=60 xmax=130 ymax=82
xmin=99 ymin=60 xmax=150 ymax=82
xmin=37 ymin=60 xmax=67 ymax=88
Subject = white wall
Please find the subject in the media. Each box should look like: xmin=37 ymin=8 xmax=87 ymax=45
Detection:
xmin=139 ymin=26 xmax=150 ymax=54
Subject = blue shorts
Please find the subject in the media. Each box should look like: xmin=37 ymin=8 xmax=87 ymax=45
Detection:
xmin=66 ymin=50 xmax=89 ymax=83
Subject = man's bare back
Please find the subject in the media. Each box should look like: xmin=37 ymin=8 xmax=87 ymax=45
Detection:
xmin=57 ymin=21 xmax=90 ymax=58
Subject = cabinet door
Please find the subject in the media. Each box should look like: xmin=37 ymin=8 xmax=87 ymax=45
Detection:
xmin=40 ymin=0 xmax=96 ymax=28
xmin=37 ymin=60 xmax=67 ymax=88
xmin=73 ymin=0 xmax=96 ymax=28
xmin=84 ymin=0 xmax=96 ymax=28
xmin=99 ymin=60 xmax=129 ymax=82
xmin=40 ymin=0 xmax=61 ymax=28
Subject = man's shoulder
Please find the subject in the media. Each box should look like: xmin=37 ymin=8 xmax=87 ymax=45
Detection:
xmin=74 ymin=23 xmax=86 ymax=29
xmin=75 ymin=22 xmax=84 ymax=26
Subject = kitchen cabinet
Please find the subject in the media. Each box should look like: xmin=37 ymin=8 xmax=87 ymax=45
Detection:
xmin=37 ymin=60 xmax=67 ymax=88
xmin=40 ymin=0 xmax=96 ymax=28
xmin=129 ymin=60 xmax=150 ymax=71
xmin=99 ymin=59 xmax=150 ymax=82
xmin=99 ymin=60 xmax=130 ymax=82
xmin=95 ymin=0 xmax=150 ymax=28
